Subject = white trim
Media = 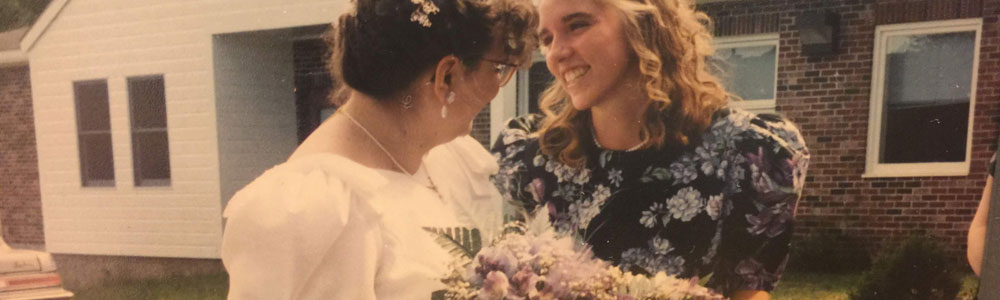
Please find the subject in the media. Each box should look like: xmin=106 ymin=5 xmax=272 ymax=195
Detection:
xmin=516 ymin=52 xmax=546 ymax=116
xmin=713 ymin=33 xmax=780 ymax=113
xmin=863 ymin=18 xmax=982 ymax=178
xmin=490 ymin=77 xmax=518 ymax=145
xmin=20 ymin=0 xmax=70 ymax=52
xmin=0 ymin=50 xmax=28 ymax=66
xmin=494 ymin=51 xmax=545 ymax=144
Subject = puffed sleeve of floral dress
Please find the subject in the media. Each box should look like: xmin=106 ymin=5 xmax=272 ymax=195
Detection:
xmin=705 ymin=112 xmax=810 ymax=294
xmin=491 ymin=115 xmax=545 ymax=216
xmin=221 ymin=155 xmax=387 ymax=300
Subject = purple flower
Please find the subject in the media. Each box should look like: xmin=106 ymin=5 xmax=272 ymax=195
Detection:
xmin=510 ymin=267 xmax=540 ymax=297
xmin=476 ymin=247 xmax=519 ymax=277
xmin=745 ymin=205 xmax=793 ymax=237
xmin=480 ymin=271 xmax=510 ymax=300
xmin=529 ymin=178 xmax=546 ymax=204
xmin=734 ymin=259 xmax=779 ymax=291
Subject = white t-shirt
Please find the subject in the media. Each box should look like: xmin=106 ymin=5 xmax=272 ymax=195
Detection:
xmin=221 ymin=136 xmax=502 ymax=299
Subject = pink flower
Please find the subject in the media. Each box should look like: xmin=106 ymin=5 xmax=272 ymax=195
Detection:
xmin=530 ymin=178 xmax=546 ymax=204
xmin=480 ymin=271 xmax=510 ymax=300
xmin=510 ymin=267 xmax=540 ymax=297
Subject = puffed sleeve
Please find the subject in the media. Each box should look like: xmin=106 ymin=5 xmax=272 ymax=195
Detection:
xmin=221 ymin=159 xmax=384 ymax=300
xmin=491 ymin=115 xmax=544 ymax=216
xmin=706 ymin=112 xmax=810 ymax=295
xmin=426 ymin=135 xmax=504 ymax=242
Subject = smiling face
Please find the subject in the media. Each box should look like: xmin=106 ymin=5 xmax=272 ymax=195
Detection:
xmin=537 ymin=0 xmax=637 ymax=111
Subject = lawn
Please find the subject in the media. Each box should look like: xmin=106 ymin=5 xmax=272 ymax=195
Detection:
xmin=71 ymin=271 xmax=979 ymax=300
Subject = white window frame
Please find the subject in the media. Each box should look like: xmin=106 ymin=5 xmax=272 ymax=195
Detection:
xmin=713 ymin=33 xmax=780 ymax=114
xmin=863 ymin=18 xmax=982 ymax=178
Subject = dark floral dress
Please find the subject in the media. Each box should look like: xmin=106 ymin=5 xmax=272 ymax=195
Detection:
xmin=491 ymin=107 xmax=810 ymax=296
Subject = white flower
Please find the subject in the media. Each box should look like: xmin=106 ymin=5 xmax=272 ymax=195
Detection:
xmin=571 ymin=168 xmax=591 ymax=185
xmin=640 ymin=210 xmax=658 ymax=228
xmin=608 ymin=168 xmax=624 ymax=187
xmin=669 ymin=156 xmax=699 ymax=184
xmin=544 ymin=160 xmax=589 ymax=184
xmin=593 ymin=185 xmax=611 ymax=203
xmin=664 ymin=256 xmax=686 ymax=275
xmin=504 ymin=144 xmax=525 ymax=160
xmin=533 ymin=154 xmax=546 ymax=167
xmin=706 ymin=194 xmax=724 ymax=220
xmin=651 ymin=237 xmax=673 ymax=255
xmin=640 ymin=203 xmax=665 ymax=228
xmin=569 ymin=199 xmax=602 ymax=230
xmin=726 ymin=109 xmax=753 ymax=129
xmin=503 ymin=128 xmax=529 ymax=145
xmin=696 ymin=142 xmax=728 ymax=179
xmin=667 ymin=187 xmax=702 ymax=222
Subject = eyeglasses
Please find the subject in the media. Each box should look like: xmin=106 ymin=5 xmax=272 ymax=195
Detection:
xmin=481 ymin=58 xmax=518 ymax=87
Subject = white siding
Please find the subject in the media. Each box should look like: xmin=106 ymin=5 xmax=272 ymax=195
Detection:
xmin=213 ymin=30 xmax=298 ymax=209
xmin=28 ymin=0 xmax=349 ymax=258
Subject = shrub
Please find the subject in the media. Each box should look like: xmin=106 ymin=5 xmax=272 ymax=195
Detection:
xmin=787 ymin=230 xmax=871 ymax=273
xmin=849 ymin=234 xmax=962 ymax=300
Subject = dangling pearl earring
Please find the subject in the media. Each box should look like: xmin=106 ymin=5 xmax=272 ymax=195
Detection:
xmin=441 ymin=91 xmax=455 ymax=119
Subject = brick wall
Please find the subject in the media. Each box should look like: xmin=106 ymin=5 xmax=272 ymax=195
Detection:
xmin=701 ymin=0 xmax=1000 ymax=261
xmin=0 ymin=65 xmax=44 ymax=247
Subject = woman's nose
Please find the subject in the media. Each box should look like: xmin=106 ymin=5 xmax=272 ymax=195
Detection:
xmin=546 ymin=36 xmax=573 ymax=63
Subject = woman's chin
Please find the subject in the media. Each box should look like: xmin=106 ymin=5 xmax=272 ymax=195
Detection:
xmin=569 ymin=95 xmax=596 ymax=111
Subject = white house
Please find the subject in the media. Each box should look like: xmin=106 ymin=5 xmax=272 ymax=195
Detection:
xmin=20 ymin=0 xmax=552 ymax=261
xmin=23 ymin=0 xmax=754 ymax=261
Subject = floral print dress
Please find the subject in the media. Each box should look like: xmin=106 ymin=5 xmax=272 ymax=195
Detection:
xmin=491 ymin=107 xmax=810 ymax=296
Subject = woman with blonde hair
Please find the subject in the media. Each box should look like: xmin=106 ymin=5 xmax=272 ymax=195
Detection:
xmin=221 ymin=0 xmax=537 ymax=298
xmin=492 ymin=0 xmax=809 ymax=298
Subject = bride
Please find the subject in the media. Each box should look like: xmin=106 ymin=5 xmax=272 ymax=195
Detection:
xmin=220 ymin=0 xmax=537 ymax=298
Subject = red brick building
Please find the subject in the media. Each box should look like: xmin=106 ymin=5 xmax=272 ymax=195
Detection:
xmin=0 ymin=27 xmax=44 ymax=249
xmin=699 ymin=0 xmax=1000 ymax=260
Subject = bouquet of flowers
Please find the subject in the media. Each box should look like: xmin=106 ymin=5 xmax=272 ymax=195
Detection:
xmin=428 ymin=213 xmax=724 ymax=300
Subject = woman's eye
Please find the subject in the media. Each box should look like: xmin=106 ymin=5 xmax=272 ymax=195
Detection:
xmin=540 ymin=35 xmax=553 ymax=47
xmin=569 ymin=21 xmax=590 ymax=31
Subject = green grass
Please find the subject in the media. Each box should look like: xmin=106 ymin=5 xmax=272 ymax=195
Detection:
xmin=70 ymin=271 xmax=980 ymax=300
xmin=772 ymin=272 xmax=862 ymax=300
xmin=773 ymin=271 xmax=981 ymax=300
xmin=71 ymin=273 xmax=229 ymax=300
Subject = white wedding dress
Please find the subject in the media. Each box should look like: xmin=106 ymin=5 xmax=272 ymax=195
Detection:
xmin=221 ymin=136 xmax=502 ymax=300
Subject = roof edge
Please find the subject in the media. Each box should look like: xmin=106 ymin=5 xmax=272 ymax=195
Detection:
xmin=20 ymin=0 xmax=71 ymax=52
xmin=0 ymin=50 xmax=28 ymax=67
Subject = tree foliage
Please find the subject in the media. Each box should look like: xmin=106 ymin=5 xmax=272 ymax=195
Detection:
xmin=0 ymin=0 xmax=52 ymax=32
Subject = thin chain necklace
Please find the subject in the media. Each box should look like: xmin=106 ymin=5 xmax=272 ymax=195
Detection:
xmin=591 ymin=126 xmax=645 ymax=152
xmin=339 ymin=111 xmax=440 ymax=194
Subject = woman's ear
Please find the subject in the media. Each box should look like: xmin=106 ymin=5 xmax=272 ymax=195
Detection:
xmin=431 ymin=55 xmax=461 ymax=105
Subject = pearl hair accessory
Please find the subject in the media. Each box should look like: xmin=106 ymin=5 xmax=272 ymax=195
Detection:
xmin=410 ymin=0 xmax=440 ymax=27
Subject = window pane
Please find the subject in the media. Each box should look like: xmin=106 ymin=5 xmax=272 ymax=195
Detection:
xmin=133 ymin=131 xmax=171 ymax=185
xmin=128 ymin=76 xmax=167 ymax=129
xmin=880 ymin=31 xmax=975 ymax=164
xmin=712 ymin=45 xmax=777 ymax=101
xmin=79 ymin=133 xmax=115 ymax=186
xmin=527 ymin=61 xmax=553 ymax=115
xmin=74 ymin=81 xmax=111 ymax=131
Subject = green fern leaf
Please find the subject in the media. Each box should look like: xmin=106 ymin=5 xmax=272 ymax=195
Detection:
xmin=423 ymin=227 xmax=482 ymax=259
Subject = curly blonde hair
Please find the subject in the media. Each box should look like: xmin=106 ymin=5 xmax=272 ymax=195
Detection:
xmin=536 ymin=0 xmax=729 ymax=167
